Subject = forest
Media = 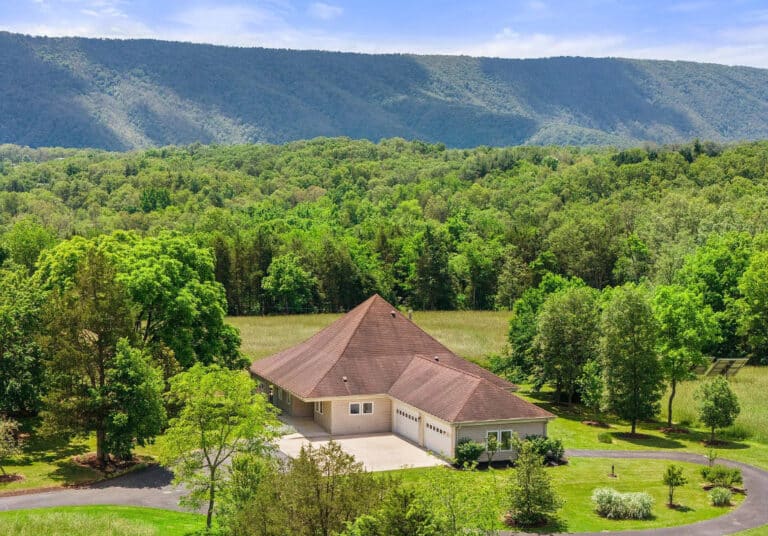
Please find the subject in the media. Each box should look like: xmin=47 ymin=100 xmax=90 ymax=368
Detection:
xmin=1 ymin=138 xmax=768 ymax=362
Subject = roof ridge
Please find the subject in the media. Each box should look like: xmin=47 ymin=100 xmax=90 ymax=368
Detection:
xmin=306 ymin=295 xmax=378 ymax=395
xmin=413 ymin=352 xmax=494 ymax=381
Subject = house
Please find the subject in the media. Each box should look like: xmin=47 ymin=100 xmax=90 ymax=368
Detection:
xmin=250 ymin=295 xmax=555 ymax=461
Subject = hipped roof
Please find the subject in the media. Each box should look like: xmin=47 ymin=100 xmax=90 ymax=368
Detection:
xmin=250 ymin=295 xmax=553 ymax=423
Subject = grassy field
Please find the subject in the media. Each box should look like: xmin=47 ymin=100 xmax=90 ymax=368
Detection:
xmin=229 ymin=310 xmax=512 ymax=363
xmin=398 ymin=458 xmax=742 ymax=533
xmin=0 ymin=506 xmax=202 ymax=536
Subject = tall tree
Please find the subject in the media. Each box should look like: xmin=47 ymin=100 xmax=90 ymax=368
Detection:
xmin=534 ymin=286 xmax=600 ymax=403
xmin=262 ymin=253 xmax=318 ymax=313
xmin=737 ymin=251 xmax=768 ymax=364
xmin=37 ymin=232 xmax=245 ymax=370
xmin=159 ymin=364 xmax=280 ymax=531
xmin=411 ymin=224 xmax=454 ymax=310
xmin=600 ymin=284 xmax=663 ymax=434
xmin=653 ymin=285 xmax=720 ymax=426
xmin=0 ymin=268 xmax=46 ymax=415
xmin=41 ymin=248 xmax=165 ymax=465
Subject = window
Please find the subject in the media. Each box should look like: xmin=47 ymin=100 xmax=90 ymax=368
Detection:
xmin=501 ymin=430 xmax=513 ymax=450
xmin=314 ymin=402 xmax=324 ymax=415
xmin=349 ymin=403 xmax=361 ymax=415
xmin=363 ymin=402 xmax=374 ymax=414
xmin=486 ymin=431 xmax=499 ymax=448
xmin=277 ymin=388 xmax=283 ymax=401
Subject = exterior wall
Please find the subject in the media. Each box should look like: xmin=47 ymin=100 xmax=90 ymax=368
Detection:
xmin=291 ymin=397 xmax=314 ymax=418
xmin=391 ymin=400 xmax=455 ymax=458
xmin=330 ymin=396 xmax=392 ymax=436
xmin=456 ymin=420 xmax=549 ymax=462
xmin=314 ymin=400 xmax=333 ymax=432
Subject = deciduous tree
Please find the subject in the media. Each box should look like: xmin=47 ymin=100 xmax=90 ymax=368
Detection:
xmin=600 ymin=284 xmax=663 ymax=434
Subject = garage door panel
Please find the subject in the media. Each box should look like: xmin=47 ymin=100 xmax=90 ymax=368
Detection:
xmin=424 ymin=418 xmax=451 ymax=456
xmin=394 ymin=405 xmax=419 ymax=443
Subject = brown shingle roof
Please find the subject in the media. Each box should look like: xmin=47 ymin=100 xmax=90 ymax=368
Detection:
xmin=251 ymin=295 xmax=552 ymax=423
xmin=390 ymin=355 xmax=554 ymax=423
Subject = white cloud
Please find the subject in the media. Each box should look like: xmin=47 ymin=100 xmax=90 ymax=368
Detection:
xmin=307 ymin=2 xmax=343 ymax=21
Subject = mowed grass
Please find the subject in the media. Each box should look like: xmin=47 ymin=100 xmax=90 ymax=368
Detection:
xmin=228 ymin=309 xmax=511 ymax=363
xmin=0 ymin=427 xmax=99 ymax=492
xmin=0 ymin=506 xmax=202 ymax=536
xmin=397 ymin=458 xmax=741 ymax=533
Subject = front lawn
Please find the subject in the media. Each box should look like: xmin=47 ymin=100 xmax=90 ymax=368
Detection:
xmin=396 ymin=458 xmax=742 ymax=533
xmin=0 ymin=506 xmax=203 ymax=536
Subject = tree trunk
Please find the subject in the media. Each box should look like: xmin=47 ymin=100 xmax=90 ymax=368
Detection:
xmin=668 ymin=486 xmax=674 ymax=507
xmin=631 ymin=419 xmax=636 ymax=435
xmin=711 ymin=426 xmax=716 ymax=445
xmin=206 ymin=469 xmax=216 ymax=530
xmin=96 ymin=428 xmax=108 ymax=466
xmin=667 ymin=379 xmax=677 ymax=427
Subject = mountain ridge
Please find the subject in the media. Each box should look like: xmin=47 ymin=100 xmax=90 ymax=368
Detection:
xmin=2 ymin=31 xmax=768 ymax=150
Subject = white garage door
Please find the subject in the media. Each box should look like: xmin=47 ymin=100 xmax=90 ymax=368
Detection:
xmin=424 ymin=418 xmax=451 ymax=456
xmin=394 ymin=405 xmax=420 ymax=443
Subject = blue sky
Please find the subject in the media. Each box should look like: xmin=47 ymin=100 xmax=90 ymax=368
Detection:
xmin=2 ymin=0 xmax=768 ymax=67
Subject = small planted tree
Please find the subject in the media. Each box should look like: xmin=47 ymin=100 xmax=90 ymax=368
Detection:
xmin=486 ymin=434 xmax=500 ymax=465
xmin=662 ymin=464 xmax=688 ymax=507
xmin=506 ymin=439 xmax=562 ymax=527
xmin=696 ymin=376 xmax=740 ymax=444
xmin=0 ymin=417 xmax=21 ymax=477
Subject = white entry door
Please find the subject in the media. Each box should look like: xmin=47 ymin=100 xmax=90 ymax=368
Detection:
xmin=424 ymin=417 xmax=452 ymax=456
xmin=394 ymin=405 xmax=420 ymax=443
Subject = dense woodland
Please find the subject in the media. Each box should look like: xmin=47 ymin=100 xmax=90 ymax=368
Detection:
xmin=4 ymin=32 xmax=768 ymax=149
xmin=1 ymin=138 xmax=768 ymax=363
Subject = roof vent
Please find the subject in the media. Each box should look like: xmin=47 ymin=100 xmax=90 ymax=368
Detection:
xmin=434 ymin=356 xmax=440 ymax=362
xmin=342 ymin=376 xmax=348 ymax=382
xmin=390 ymin=310 xmax=396 ymax=318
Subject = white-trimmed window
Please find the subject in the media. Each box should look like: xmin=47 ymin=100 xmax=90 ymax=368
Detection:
xmin=486 ymin=431 xmax=499 ymax=449
xmin=314 ymin=402 xmax=324 ymax=415
xmin=349 ymin=403 xmax=361 ymax=415
xmin=500 ymin=430 xmax=513 ymax=450
xmin=286 ymin=392 xmax=292 ymax=404
xmin=363 ymin=402 xmax=374 ymax=415
xmin=277 ymin=388 xmax=283 ymax=401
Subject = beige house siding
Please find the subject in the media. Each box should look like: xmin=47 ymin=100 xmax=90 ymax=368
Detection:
xmin=291 ymin=397 xmax=313 ymax=417
xmin=456 ymin=420 xmax=549 ymax=462
xmin=330 ymin=396 xmax=391 ymax=436
xmin=314 ymin=400 xmax=332 ymax=431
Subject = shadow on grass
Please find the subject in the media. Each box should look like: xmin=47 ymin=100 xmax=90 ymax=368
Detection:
xmin=21 ymin=432 xmax=89 ymax=464
xmin=523 ymin=515 xmax=569 ymax=534
xmin=47 ymin=460 xmax=99 ymax=483
xmin=611 ymin=432 xmax=686 ymax=449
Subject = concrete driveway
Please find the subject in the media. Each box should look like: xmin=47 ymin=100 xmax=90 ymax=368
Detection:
xmin=278 ymin=417 xmax=448 ymax=472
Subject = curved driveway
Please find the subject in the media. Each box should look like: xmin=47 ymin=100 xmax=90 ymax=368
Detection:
xmin=1 ymin=449 xmax=767 ymax=535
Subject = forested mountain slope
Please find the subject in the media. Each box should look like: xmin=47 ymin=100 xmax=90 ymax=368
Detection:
xmin=3 ymin=32 xmax=768 ymax=150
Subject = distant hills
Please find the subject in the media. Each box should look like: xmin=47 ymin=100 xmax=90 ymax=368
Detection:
xmin=3 ymin=31 xmax=768 ymax=150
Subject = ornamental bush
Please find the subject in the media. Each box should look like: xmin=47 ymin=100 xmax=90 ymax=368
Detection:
xmin=455 ymin=438 xmax=485 ymax=467
xmin=524 ymin=435 xmax=565 ymax=464
xmin=701 ymin=465 xmax=742 ymax=488
xmin=709 ymin=487 xmax=732 ymax=506
xmin=592 ymin=488 xmax=654 ymax=520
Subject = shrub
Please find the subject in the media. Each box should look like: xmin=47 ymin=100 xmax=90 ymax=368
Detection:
xmin=455 ymin=438 xmax=485 ymax=467
xmin=524 ymin=435 xmax=565 ymax=464
xmin=709 ymin=487 xmax=732 ymax=506
xmin=700 ymin=465 xmax=742 ymax=488
xmin=592 ymin=488 xmax=654 ymax=520
xmin=597 ymin=432 xmax=613 ymax=444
